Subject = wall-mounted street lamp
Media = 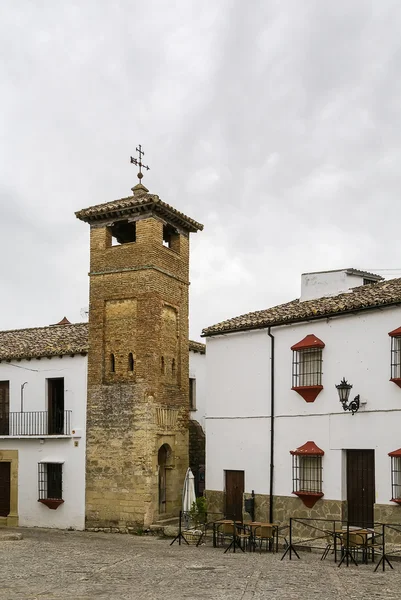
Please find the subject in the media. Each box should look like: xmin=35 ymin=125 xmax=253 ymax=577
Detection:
xmin=335 ymin=378 xmax=360 ymax=415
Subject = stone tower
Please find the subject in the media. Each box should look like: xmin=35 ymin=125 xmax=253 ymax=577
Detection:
xmin=75 ymin=181 xmax=203 ymax=528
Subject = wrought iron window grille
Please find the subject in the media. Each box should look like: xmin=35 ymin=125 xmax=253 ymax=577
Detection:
xmin=38 ymin=463 xmax=63 ymax=501
xmin=391 ymin=336 xmax=401 ymax=380
xmin=292 ymin=348 xmax=323 ymax=388
xmin=390 ymin=454 xmax=401 ymax=503
xmin=292 ymin=454 xmax=323 ymax=494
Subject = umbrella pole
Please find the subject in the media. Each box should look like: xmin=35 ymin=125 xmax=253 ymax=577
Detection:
xmin=170 ymin=511 xmax=189 ymax=546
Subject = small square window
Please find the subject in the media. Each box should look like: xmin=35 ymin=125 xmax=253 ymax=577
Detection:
xmin=38 ymin=463 xmax=63 ymax=501
xmin=292 ymin=348 xmax=323 ymax=387
xmin=390 ymin=454 xmax=401 ymax=502
xmin=292 ymin=454 xmax=323 ymax=494
xmin=391 ymin=336 xmax=401 ymax=380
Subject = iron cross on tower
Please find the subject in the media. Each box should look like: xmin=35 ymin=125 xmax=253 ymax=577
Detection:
xmin=130 ymin=144 xmax=150 ymax=182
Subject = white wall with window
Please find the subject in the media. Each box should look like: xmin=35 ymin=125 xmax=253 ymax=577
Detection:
xmin=204 ymin=300 xmax=401 ymax=515
xmin=0 ymin=355 xmax=87 ymax=529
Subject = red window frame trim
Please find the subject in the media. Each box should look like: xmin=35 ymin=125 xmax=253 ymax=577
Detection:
xmin=291 ymin=335 xmax=325 ymax=402
xmin=388 ymin=328 xmax=401 ymax=388
xmin=389 ymin=448 xmax=401 ymax=504
xmin=290 ymin=441 xmax=324 ymax=508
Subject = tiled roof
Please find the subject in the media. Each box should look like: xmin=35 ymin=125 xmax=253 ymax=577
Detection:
xmin=75 ymin=191 xmax=203 ymax=233
xmin=189 ymin=340 xmax=206 ymax=354
xmin=0 ymin=323 xmax=89 ymax=361
xmin=0 ymin=321 xmax=206 ymax=361
xmin=202 ymin=277 xmax=401 ymax=337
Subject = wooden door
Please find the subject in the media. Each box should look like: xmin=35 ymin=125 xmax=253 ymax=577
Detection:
xmin=225 ymin=470 xmax=244 ymax=520
xmin=347 ymin=450 xmax=375 ymax=527
xmin=158 ymin=445 xmax=167 ymax=514
xmin=0 ymin=382 xmax=9 ymax=436
xmin=0 ymin=462 xmax=11 ymax=517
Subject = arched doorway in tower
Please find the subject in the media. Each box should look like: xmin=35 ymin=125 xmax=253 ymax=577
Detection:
xmin=158 ymin=443 xmax=172 ymax=515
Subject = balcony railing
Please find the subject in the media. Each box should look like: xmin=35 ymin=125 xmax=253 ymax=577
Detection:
xmin=0 ymin=411 xmax=72 ymax=436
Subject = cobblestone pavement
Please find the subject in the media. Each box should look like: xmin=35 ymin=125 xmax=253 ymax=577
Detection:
xmin=1 ymin=528 xmax=400 ymax=600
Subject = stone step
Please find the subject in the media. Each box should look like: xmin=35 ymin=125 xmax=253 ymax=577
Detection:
xmin=153 ymin=516 xmax=179 ymax=526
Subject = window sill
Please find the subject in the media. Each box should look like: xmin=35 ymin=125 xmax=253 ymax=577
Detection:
xmin=390 ymin=378 xmax=401 ymax=389
xmin=293 ymin=491 xmax=324 ymax=508
xmin=292 ymin=385 xmax=323 ymax=403
xmin=38 ymin=499 xmax=64 ymax=510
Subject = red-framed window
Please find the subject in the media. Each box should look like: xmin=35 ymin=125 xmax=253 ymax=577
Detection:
xmin=291 ymin=334 xmax=325 ymax=402
xmin=389 ymin=448 xmax=401 ymax=503
xmin=290 ymin=441 xmax=324 ymax=508
xmin=389 ymin=327 xmax=401 ymax=388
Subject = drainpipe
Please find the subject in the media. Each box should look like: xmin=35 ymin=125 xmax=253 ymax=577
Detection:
xmin=21 ymin=382 xmax=28 ymax=412
xmin=268 ymin=328 xmax=275 ymax=524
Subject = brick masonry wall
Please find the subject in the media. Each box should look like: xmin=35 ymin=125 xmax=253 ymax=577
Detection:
xmin=86 ymin=215 xmax=191 ymax=528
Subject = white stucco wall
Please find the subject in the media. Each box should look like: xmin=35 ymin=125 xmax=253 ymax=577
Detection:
xmin=205 ymin=305 xmax=401 ymax=507
xmin=0 ymin=355 xmax=87 ymax=529
xmin=300 ymin=270 xmax=365 ymax=301
xmin=205 ymin=330 xmax=271 ymax=493
xmin=189 ymin=349 xmax=206 ymax=429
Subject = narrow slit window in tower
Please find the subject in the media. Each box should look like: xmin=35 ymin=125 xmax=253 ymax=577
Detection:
xmin=161 ymin=356 xmax=165 ymax=374
xmin=110 ymin=353 xmax=115 ymax=373
xmin=128 ymin=353 xmax=135 ymax=372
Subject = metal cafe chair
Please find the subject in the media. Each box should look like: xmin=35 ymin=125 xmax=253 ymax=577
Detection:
xmin=339 ymin=529 xmax=372 ymax=566
xmin=252 ymin=524 xmax=275 ymax=553
xmin=217 ymin=521 xmax=245 ymax=553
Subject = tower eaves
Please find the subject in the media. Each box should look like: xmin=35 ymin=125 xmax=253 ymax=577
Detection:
xmin=75 ymin=192 xmax=203 ymax=233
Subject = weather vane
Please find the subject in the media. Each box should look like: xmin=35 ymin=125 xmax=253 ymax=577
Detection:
xmin=130 ymin=144 xmax=150 ymax=182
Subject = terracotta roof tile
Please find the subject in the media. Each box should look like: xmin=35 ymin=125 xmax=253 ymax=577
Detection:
xmin=0 ymin=323 xmax=89 ymax=361
xmin=189 ymin=340 xmax=206 ymax=354
xmin=0 ymin=322 xmax=205 ymax=361
xmin=202 ymin=277 xmax=401 ymax=337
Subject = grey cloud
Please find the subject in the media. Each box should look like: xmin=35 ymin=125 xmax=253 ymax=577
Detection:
xmin=1 ymin=1 xmax=401 ymax=339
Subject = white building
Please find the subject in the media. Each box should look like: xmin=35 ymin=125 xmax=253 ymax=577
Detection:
xmin=0 ymin=317 xmax=205 ymax=529
xmin=203 ymin=269 xmax=401 ymax=529
xmin=0 ymin=319 xmax=87 ymax=529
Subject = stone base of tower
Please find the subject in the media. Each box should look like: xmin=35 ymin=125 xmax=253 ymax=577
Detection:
xmin=85 ymin=386 xmax=189 ymax=529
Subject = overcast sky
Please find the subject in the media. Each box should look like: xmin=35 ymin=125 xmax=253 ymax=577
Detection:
xmin=1 ymin=1 xmax=401 ymax=340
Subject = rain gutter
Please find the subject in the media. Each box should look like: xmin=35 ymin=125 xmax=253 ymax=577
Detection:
xmin=268 ymin=327 xmax=275 ymax=524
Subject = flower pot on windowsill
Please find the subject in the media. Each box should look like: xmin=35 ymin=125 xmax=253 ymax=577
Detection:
xmin=390 ymin=378 xmax=401 ymax=389
xmin=38 ymin=499 xmax=64 ymax=510
xmin=293 ymin=491 xmax=324 ymax=508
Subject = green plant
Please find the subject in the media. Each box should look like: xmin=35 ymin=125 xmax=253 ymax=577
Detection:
xmin=189 ymin=496 xmax=207 ymax=528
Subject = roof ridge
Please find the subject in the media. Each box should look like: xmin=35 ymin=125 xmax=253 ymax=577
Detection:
xmin=0 ymin=322 xmax=87 ymax=335
xmin=203 ymin=276 xmax=401 ymax=336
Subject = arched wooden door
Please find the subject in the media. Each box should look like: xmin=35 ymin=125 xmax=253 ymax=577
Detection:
xmin=158 ymin=445 xmax=168 ymax=514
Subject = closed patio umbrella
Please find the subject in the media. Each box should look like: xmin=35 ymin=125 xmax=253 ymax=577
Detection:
xmin=182 ymin=468 xmax=196 ymax=523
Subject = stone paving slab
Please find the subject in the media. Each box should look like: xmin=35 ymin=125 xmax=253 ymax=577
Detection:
xmin=0 ymin=528 xmax=400 ymax=599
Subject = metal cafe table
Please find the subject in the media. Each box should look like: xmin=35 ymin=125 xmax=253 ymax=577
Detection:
xmin=212 ymin=520 xmax=280 ymax=553
xmin=246 ymin=522 xmax=280 ymax=553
